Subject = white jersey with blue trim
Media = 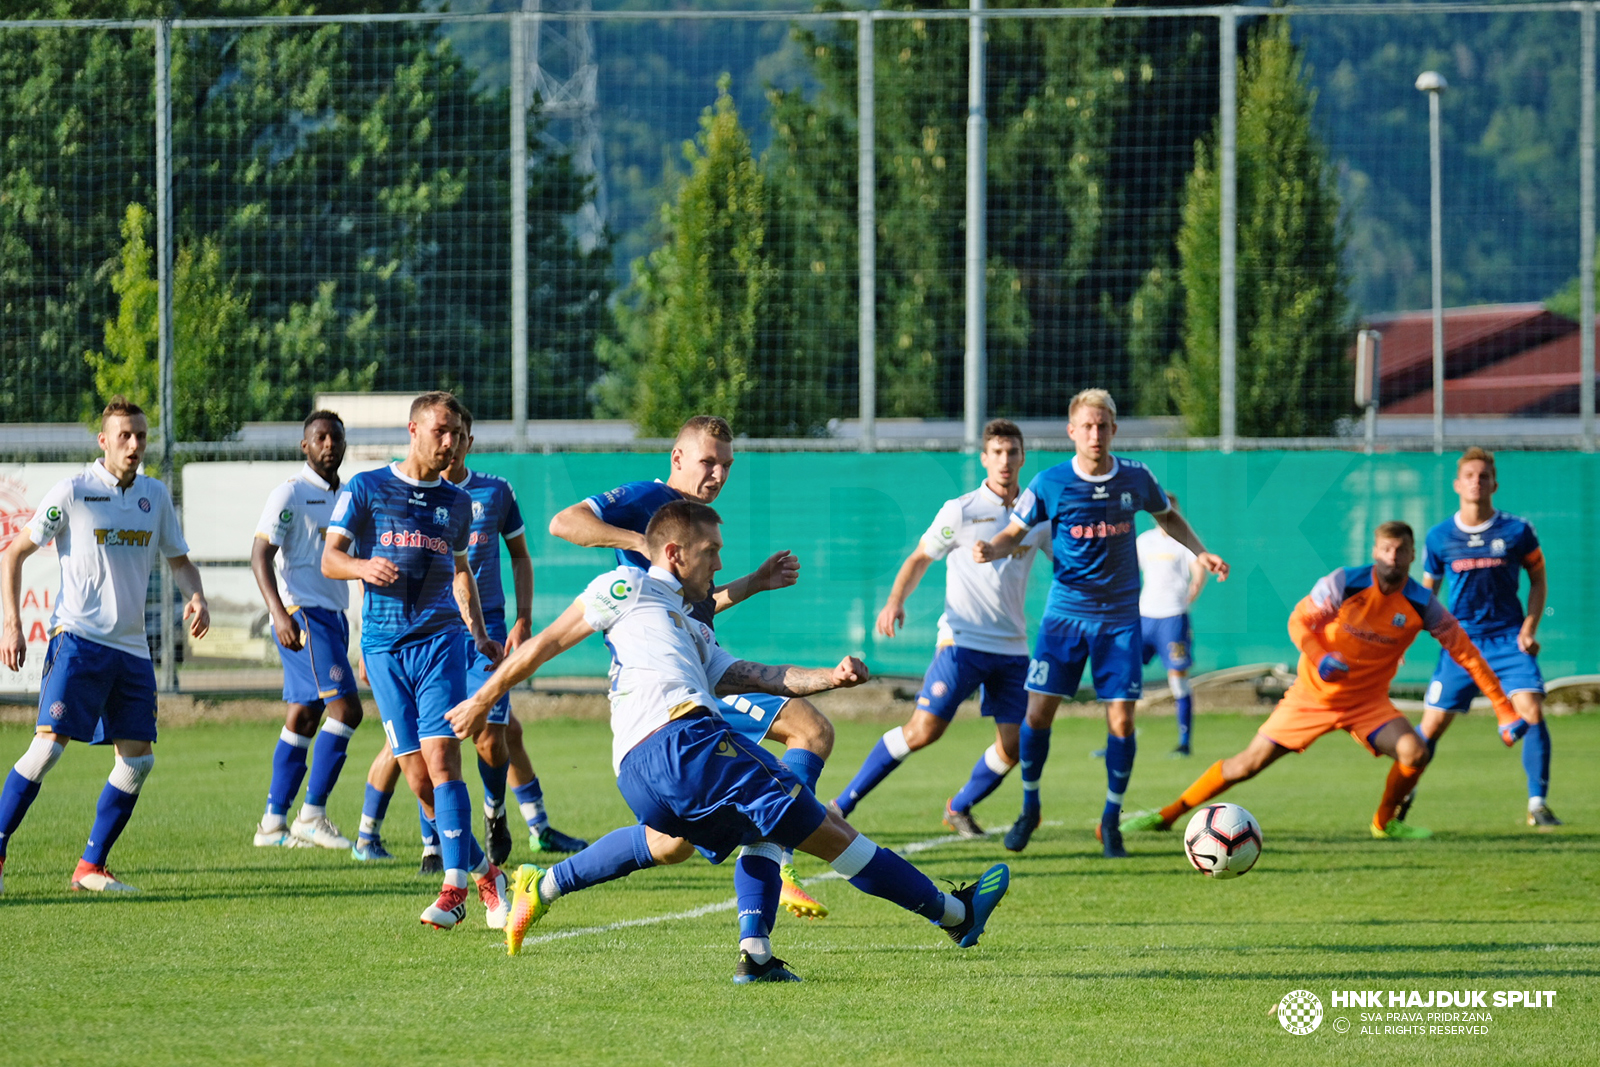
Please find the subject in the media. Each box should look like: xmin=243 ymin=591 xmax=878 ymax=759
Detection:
xmin=919 ymin=483 xmax=1051 ymax=656
xmin=254 ymin=463 xmax=349 ymax=614
xmin=25 ymin=459 xmax=188 ymax=659
xmin=578 ymin=564 xmax=739 ymax=773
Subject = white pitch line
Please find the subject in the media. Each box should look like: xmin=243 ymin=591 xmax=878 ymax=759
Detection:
xmin=514 ymin=820 xmax=1061 ymax=948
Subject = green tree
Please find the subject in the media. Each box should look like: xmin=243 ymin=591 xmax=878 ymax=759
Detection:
xmin=86 ymin=203 xmax=256 ymax=440
xmin=601 ymin=78 xmax=830 ymax=437
xmin=1159 ymin=19 xmax=1351 ymax=437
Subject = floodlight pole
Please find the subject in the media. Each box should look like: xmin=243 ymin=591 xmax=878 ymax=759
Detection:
xmin=963 ymin=0 xmax=987 ymax=453
xmin=1581 ymin=3 xmax=1595 ymax=452
xmin=511 ymin=11 xmax=529 ymax=451
xmin=1417 ymin=70 xmax=1448 ymax=455
xmin=1218 ymin=12 xmax=1237 ymax=453
xmin=858 ymin=13 xmax=876 ymax=454
xmin=155 ymin=20 xmax=177 ymax=694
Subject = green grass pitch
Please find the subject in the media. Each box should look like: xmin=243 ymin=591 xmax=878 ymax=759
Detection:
xmin=1 ymin=712 xmax=1596 ymax=1066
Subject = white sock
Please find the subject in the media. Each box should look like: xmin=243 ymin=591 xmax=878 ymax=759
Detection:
xmin=780 ymin=849 xmax=795 ymax=868
xmin=359 ymin=814 xmax=382 ymax=837
xmin=298 ymin=803 xmax=325 ymax=822
xmin=940 ymin=892 xmax=967 ymax=927
xmin=422 ymin=844 xmax=441 ymax=857
xmin=520 ymin=798 xmax=548 ymax=831
xmin=539 ymin=868 xmax=562 ymax=905
xmin=739 ymin=936 xmax=773 ymax=964
xmin=260 ymin=811 xmax=287 ymax=831
xmin=1529 ymin=795 xmax=1546 ymax=812
xmin=883 ymin=726 xmax=912 ymax=761
xmin=443 ymin=869 xmax=468 ymax=889
xmin=484 ymin=800 xmax=506 ymax=819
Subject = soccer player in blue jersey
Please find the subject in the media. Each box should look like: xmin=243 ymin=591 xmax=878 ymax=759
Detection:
xmin=972 ymin=389 xmax=1228 ymax=857
xmin=354 ymin=408 xmax=588 ymax=867
xmin=0 ymin=396 xmax=211 ymax=894
xmin=448 ymin=500 xmax=1011 ymax=980
xmin=321 ymin=391 xmax=509 ymax=929
xmin=250 ymin=411 xmax=364 ymax=852
xmin=835 ymin=420 xmax=1050 ymax=837
xmin=1410 ymin=447 xmax=1561 ymax=828
xmin=548 ymin=414 xmax=832 ymax=918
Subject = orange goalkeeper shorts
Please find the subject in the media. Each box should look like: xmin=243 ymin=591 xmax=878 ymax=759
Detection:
xmin=1258 ymin=687 xmax=1408 ymax=756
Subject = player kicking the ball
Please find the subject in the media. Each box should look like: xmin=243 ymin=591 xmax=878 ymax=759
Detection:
xmin=0 ymin=396 xmax=210 ymax=894
xmin=250 ymin=410 xmax=364 ymax=852
xmin=1410 ymin=447 xmax=1560 ymax=829
xmin=321 ymin=391 xmax=508 ymax=930
xmin=834 ymin=419 xmax=1049 ymax=837
xmin=549 ymin=414 xmax=831 ymax=918
xmin=1124 ymin=522 xmax=1514 ymax=840
xmin=447 ymin=500 xmax=1010 ymax=981
xmin=972 ymin=390 xmax=1227 ymax=857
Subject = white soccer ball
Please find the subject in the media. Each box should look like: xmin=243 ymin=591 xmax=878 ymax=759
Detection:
xmin=1183 ymin=802 xmax=1262 ymax=879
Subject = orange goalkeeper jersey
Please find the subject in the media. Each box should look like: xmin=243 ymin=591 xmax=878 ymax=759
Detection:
xmin=1288 ymin=565 xmax=1509 ymax=710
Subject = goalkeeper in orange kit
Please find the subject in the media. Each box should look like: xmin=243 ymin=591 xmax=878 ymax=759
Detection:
xmin=1123 ymin=522 xmax=1515 ymax=840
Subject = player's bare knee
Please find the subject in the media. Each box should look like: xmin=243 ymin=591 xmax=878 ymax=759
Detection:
xmin=475 ymin=726 xmax=509 ymax=766
xmin=781 ymin=698 xmax=834 ymax=759
xmin=1515 ymin=694 xmax=1544 ymax=724
xmin=1396 ymin=732 xmax=1430 ymax=768
xmin=326 ymin=696 xmax=363 ymax=730
xmin=796 ymin=810 xmax=855 ymax=863
xmin=1106 ymin=701 xmax=1136 ymax=737
xmin=646 ymin=829 xmax=694 ymax=865
xmin=901 ymin=713 xmax=946 ymax=751
xmin=505 ymin=712 xmax=524 ymax=746
xmin=285 ymin=704 xmax=318 ymax=737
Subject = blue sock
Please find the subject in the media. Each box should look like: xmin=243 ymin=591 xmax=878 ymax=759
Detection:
xmin=418 ymin=800 xmax=439 ymax=852
xmin=734 ymin=849 xmax=781 ymax=940
xmin=1175 ymin=695 xmax=1193 ymax=749
xmin=1503 ymin=717 xmax=1531 ymax=743
xmin=1018 ymin=724 xmax=1052 ymax=817
xmin=432 ymin=779 xmax=471 ymax=875
xmin=781 ymin=748 xmax=825 ymax=794
xmin=0 ymin=770 xmax=43 ymax=858
xmin=358 ymin=784 xmax=392 ymax=844
xmin=1103 ymin=733 xmax=1136 ymax=821
xmin=950 ymin=745 xmax=1010 ymax=812
xmin=551 ymin=824 xmax=653 ymax=896
xmin=1523 ymin=721 xmax=1551 ymax=799
xmin=512 ymin=779 xmax=547 ymax=832
xmin=465 ymin=824 xmax=486 ymax=872
xmin=1424 ymin=730 xmax=1440 ymax=760
xmin=266 ymin=729 xmax=311 ymax=817
xmin=837 ymin=732 xmax=908 ymax=815
xmin=844 ymin=845 xmax=943 ymax=921
xmin=83 ymin=781 xmax=140 ymax=867
xmin=303 ymin=721 xmax=354 ymax=808
xmin=478 ymin=756 xmax=509 ymax=815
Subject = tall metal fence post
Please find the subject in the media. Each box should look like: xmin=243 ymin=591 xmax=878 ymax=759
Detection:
xmin=858 ymin=12 xmax=876 ymax=454
xmin=963 ymin=0 xmax=987 ymax=453
xmin=1425 ymin=79 xmax=1446 ymax=455
xmin=1218 ymin=11 xmax=1237 ymax=453
xmin=155 ymin=20 xmax=177 ymax=693
xmin=511 ymin=11 xmax=530 ymax=450
xmin=1582 ymin=3 xmax=1596 ymax=453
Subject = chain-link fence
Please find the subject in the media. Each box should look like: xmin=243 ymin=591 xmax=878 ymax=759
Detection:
xmin=3 ymin=3 xmax=1599 ymax=459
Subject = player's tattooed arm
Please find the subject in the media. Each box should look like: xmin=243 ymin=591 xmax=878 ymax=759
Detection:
xmin=715 ymin=655 xmax=870 ymax=697
xmin=453 ymin=556 xmax=503 ymax=666
xmin=713 ymin=550 xmax=800 ymax=614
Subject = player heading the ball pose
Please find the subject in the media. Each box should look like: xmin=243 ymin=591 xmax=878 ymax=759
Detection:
xmin=1125 ymin=522 xmax=1514 ymax=840
xmin=972 ymin=389 xmax=1228 ymax=857
xmin=0 ymin=396 xmax=211 ymax=893
xmin=447 ymin=500 xmax=1011 ymax=982
xmin=1408 ymin=447 xmax=1561 ymax=829
xmin=549 ymin=414 xmax=831 ymax=919
xmin=321 ymin=391 xmax=508 ymax=930
xmin=835 ymin=419 xmax=1050 ymax=838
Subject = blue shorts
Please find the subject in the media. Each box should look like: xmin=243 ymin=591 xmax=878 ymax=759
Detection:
xmin=915 ymin=644 xmax=1028 ymax=724
xmin=466 ymin=622 xmax=511 ymax=727
xmin=616 ymin=714 xmax=828 ymax=865
xmin=279 ymin=606 xmax=357 ymax=708
xmin=36 ymin=631 xmax=157 ymax=745
xmin=1425 ymin=631 xmax=1544 ymax=712
xmin=716 ymin=692 xmax=786 ymax=743
xmin=1141 ymin=614 xmax=1194 ymax=673
xmin=1028 ymin=616 xmax=1143 ymax=702
xmin=365 ymin=631 xmax=467 ymax=756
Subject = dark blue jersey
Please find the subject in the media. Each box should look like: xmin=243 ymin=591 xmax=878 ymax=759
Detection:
xmin=329 ymin=464 xmax=473 ymax=653
xmin=583 ymin=478 xmax=716 ymax=626
xmin=459 ymin=470 xmax=525 ymax=631
xmin=1011 ymin=456 xmax=1169 ymax=622
xmin=1422 ymin=510 xmax=1542 ymax=637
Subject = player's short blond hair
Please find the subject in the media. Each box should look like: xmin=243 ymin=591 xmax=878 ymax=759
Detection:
xmin=1457 ymin=446 xmax=1496 ymax=476
xmin=676 ymin=414 xmax=733 ymax=445
xmin=1068 ymin=388 xmax=1117 ymax=421
xmin=100 ymin=395 xmax=145 ymax=426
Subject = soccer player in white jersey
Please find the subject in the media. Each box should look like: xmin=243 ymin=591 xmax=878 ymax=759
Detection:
xmin=548 ymin=415 xmax=833 ymax=918
xmin=973 ymin=389 xmax=1228 ymax=857
xmin=0 ymin=396 xmax=210 ymax=893
xmin=447 ymin=500 xmax=1011 ymax=981
xmin=1136 ymin=491 xmax=1208 ymax=756
xmin=833 ymin=419 xmax=1050 ymax=837
xmin=250 ymin=410 xmax=364 ymax=851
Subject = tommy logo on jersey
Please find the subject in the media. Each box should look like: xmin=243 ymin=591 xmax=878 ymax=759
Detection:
xmin=93 ymin=528 xmax=153 ymax=547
